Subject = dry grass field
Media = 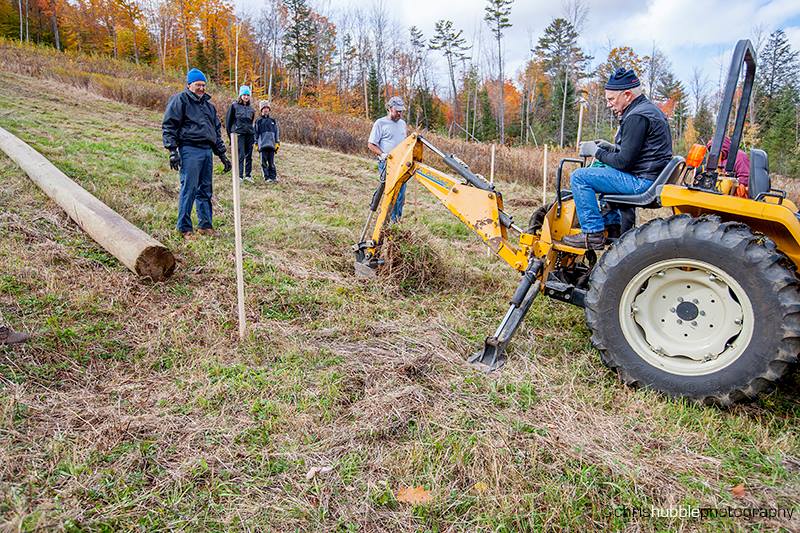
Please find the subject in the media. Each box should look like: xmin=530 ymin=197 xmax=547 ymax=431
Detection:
xmin=0 ymin=69 xmax=798 ymax=531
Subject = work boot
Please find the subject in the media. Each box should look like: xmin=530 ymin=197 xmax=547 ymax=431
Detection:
xmin=197 ymin=228 xmax=216 ymax=237
xmin=181 ymin=231 xmax=194 ymax=240
xmin=605 ymin=223 xmax=621 ymax=244
xmin=0 ymin=326 xmax=30 ymax=345
xmin=562 ymin=231 xmax=606 ymax=250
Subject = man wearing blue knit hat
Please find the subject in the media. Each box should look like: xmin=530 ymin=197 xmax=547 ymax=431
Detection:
xmin=562 ymin=67 xmax=673 ymax=249
xmin=162 ymin=68 xmax=232 ymax=239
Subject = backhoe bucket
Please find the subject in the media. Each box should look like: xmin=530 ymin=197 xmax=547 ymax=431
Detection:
xmin=468 ymin=260 xmax=543 ymax=372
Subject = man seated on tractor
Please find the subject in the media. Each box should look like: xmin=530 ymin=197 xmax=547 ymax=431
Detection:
xmin=563 ymin=67 xmax=673 ymax=250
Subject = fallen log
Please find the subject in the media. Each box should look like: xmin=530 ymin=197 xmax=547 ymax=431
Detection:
xmin=0 ymin=126 xmax=176 ymax=281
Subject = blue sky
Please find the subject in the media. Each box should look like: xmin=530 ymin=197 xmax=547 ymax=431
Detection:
xmin=240 ymin=0 xmax=800 ymax=108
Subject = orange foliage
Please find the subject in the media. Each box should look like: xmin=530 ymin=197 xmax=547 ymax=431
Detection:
xmin=485 ymin=79 xmax=522 ymax=128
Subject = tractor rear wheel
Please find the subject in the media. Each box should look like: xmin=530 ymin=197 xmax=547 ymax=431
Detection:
xmin=585 ymin=215 xmax=800 ymax=405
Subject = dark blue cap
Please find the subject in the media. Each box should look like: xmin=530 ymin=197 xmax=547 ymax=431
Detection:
xmin=605 ymin=67 xmax=641 ymax=90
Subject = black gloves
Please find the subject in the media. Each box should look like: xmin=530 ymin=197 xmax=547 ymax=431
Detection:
xmin=220 ymin=154 xmax=232 ymax=173
xmin=169 ymin=148 xmax=181 ymax=171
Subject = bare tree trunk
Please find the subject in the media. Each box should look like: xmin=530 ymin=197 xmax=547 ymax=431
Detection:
xmin=131 ymin=22 xmax=139 ymax=64
xmin=160 ymin=23 xmax=167 ymax=74
xmin=51 ymin=13 xmax=61 ymax=50
xmin=17 ymin=0 xmax=22 ymax=41
xmin=447 ymin=55 xmax=458 ymax=131
xmin=472 ymin=73 xmax=478 ymax=139
xmin=363 ymin=70 xmax=369 ymax=119
xmin=559 ymin=69 xmax=568 ymax=148
xmin=179 ymin=0 xmax=189 ymax=71
xmin=497 ymin=34 xmax=504 ymax=144
xmin=24 ymin=0 xmax=29 ymax=41
xmin=234 ymin=21 xmax=240 ymax=91
xmin=268 ymin=33 xmax=277 ymax=100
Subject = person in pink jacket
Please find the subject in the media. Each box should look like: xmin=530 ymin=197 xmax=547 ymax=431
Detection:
xmin=706 ymin=136 xmax=750 ymax=186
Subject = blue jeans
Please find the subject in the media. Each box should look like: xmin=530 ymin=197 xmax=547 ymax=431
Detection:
xmin=570 ymin=166 xmax=652 ymax=233
xmin=176 ymin=145 xmax=214 ymax=233
xmin=378 ymin=160 xmax=406 ymax=222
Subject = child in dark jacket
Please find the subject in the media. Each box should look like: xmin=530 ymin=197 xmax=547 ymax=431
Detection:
xmin=254 ymin=100 xmax=280 ymax=182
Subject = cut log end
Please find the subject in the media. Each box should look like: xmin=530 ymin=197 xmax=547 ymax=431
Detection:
xmin=135 ymin=246 xmax=176 ymax=282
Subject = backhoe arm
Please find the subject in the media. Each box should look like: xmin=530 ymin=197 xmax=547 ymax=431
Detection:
xmin=353 ymin=133 xmax=533 ymax=273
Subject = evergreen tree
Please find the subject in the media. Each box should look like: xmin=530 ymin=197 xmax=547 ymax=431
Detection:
xmin=694 ymin=98 xmax=714 ymax=144
xmin=762 ymin=88 xmax=799 ymax=174
xmin=367 ymin=65 xmax=383 ymax=119
xmin=756 ymin=30 xmax=800 ymax=138
xmin=534 ymin=18 xmax=590 ymax=146
xmin=757 ymin=29 xmax=800 ymax=101
xmin=478 ymin=87 xmax=497 ymax=141
xmin=207 ymin=26 xmax=224 ymax=83
xmin=657 ymin=72 xmax=689 ymax=144
xmin=533 ymin=18 xmax=589 ymax=79
xmin=193 ymin=38 xmax=207 ymax=75
xmin=282 ymin=0 xmax=314 ymax=99
xmin=484 ymin=0 xmax=513 ymax=144
xmin=549 ymin=71 xmax=577 ymax=146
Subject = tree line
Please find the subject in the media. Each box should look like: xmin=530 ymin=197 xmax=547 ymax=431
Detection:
xmin=1 ymin=0 xmax=798 ymax=173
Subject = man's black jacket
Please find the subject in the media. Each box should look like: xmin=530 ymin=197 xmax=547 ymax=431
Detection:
xmin=596 ymin=94 xmax=673 ymax=180
xmin=162 ymin=89 xmax=227 ymax=157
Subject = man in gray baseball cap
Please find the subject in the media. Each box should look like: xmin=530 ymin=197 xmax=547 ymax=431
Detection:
xmin=368 ymin=96 xmax=408 ymax=223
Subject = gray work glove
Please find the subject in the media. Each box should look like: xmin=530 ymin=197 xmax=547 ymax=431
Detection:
xmin=594 ymin=139 xmax=619 ymax=152
xmin=378 ymin=152 xmax=388 ymax=162
xmin=168 ymin=148 xmax=181 ymax=171
xmin=579 ymin=140 xmax=599 ymax=158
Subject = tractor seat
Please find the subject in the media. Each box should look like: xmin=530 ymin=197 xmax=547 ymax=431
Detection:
xmin=602 ymin=156 xmax=686 ymax=208
xmin=748 ymin=148 xmax=769 ymax=200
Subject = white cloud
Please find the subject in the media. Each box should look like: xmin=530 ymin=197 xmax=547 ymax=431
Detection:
xmin=242 ymin=0 xmax=800 ymax=91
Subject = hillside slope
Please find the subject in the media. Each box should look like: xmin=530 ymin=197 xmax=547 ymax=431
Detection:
xmin=0 ymin=70 xmax=798 ymax=531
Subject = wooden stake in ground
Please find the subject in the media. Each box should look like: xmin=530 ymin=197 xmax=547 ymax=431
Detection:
xmin=543 ymin=144 xmax=548 ymax=206
xmin=230 ymin=134 xmax=246 ymax=339
xmin=576 ymin=97 xmax=585 ymax=148
xmin=0 ymin=126 xmax=175 ymax=281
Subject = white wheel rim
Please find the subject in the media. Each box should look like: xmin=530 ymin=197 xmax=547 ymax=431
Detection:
xmin=619 ymin=258 xmax=754 ymax=376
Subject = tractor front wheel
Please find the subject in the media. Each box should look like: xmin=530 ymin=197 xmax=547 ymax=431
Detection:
xmin=585 ymin=215 xmax=800 ymax=405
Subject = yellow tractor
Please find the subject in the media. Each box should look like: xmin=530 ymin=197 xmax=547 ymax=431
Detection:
xmin=353 ymin=40 xmax=800 ymax=405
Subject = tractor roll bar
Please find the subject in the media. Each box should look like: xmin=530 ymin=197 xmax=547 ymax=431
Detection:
xmin=707 ymin=39 xmax=756 ymax=175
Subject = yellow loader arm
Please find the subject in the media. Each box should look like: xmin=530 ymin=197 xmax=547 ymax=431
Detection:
xmin=354 ymin=133 xmax=534 ymax=273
